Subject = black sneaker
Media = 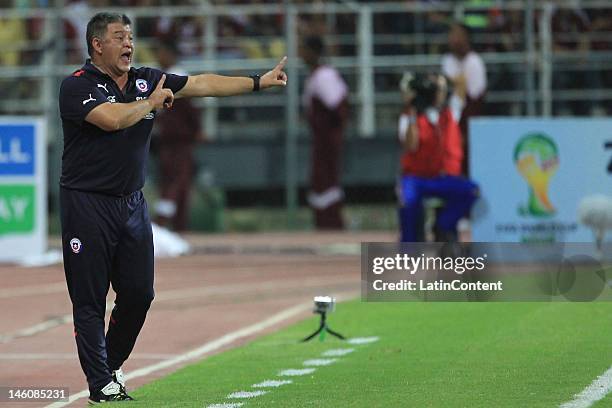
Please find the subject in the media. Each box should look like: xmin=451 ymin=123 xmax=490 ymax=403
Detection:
xmin=112 ymin=368 xmax=128 ymax=395
xmin=88 ymin=381 xmax=134 ymax=404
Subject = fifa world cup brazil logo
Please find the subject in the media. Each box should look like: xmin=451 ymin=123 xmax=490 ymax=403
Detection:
xmin=513 ymin=133 xmax=559 ymax=217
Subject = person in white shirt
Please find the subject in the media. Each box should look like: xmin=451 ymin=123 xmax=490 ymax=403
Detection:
xmin=441 ymin=22 xmax=487 ymax=176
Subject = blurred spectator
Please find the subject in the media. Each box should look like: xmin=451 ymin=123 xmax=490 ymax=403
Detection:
xmin=130 ymin=0 xmax=161 ymax=63
xmin=301 ymin=36 xmax=349 ymax=230
xmin=153 ymin=41 xmax=204 ymax=231
xmin=588 ymin=6 xmax=612 ymax=114
xmin=21 ymin=5 xmax=45 ymax=67
xmin=0 ymin=0 xmax=27 ymax=103
xmin=216 ymin=15 xmax=247 ymax=59
xmin=441 ymin=22 xmax=486 ymax=175
xmin=240 ymin=10 xmax=285 ymax=59
xmin=157 ymin=15 xmax=205 ymax=60
xmin=550 ymin=1 xmax=602 ymax=115
xmin=63 ymin=0 xmax=107 ymax=64
xmin=0 ymin=4 xmax=26 ymax=66
xmin=588 ymin=6 xmax=612 ymax=52
xmin=297 ymin=0 xmax=328 ymax=38
xmin=485 ymin=7 xmax=524 ymax=115
xmin=412 ymin=0 xmax=452 ymax=54
xmin=397 ymin=72 xmax=478 ymax=242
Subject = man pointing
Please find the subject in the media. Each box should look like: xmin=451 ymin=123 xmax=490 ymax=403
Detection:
xmin=59 ymin=12 xmax=287 ymax=404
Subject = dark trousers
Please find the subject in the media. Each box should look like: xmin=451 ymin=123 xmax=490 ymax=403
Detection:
xmin=398 ymin=175 xmax=479 ymax=242
xmin=310 ymin=125 xmax=344 ymax=229
xmin=60 ymin=188 xmax=154 ymax=393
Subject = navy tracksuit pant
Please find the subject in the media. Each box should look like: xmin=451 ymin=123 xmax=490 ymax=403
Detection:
xmin=398 ymin=175 xmax=479 ymax=242
xmin=60 ymin=187 xmax=154 ymax=393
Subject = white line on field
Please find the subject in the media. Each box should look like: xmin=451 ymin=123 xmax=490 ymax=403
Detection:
xmin=44 ymin=302 xmax=312 ymax=408
xmin=252 ymin=380 xmax=292 ymax=388
xmin=218 ymin=327 xmax=377 ymax=406
xmin=322 ymin=348 xmax=355 ymax=357
xmin=207 ymin=403 xmax=244 ymax=408
xmin=303 ymin=358 xmax=337 ymax=367
xmin=228 ymin=391 xmax=267 ymax=399
xmin=348 ymin=336 xmax=380 ymax=345
xmin=278 ymin=368 xmax=316 ymax=377
xmin=559 ymin=365 xmax=612 ymax=408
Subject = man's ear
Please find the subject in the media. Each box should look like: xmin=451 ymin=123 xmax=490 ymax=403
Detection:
xmin=91 ymin=37 xmax=103 ymax=55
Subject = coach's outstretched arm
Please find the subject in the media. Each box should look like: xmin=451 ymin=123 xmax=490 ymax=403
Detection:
xmin=85 ymin=74 xmax=174 ymax=132
xmin=176 ymin=57 xmax=288 ymax=98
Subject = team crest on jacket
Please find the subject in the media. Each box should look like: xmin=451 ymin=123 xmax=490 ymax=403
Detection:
xmin=70 ymin=238 xmax=82 ymax=254
xmin=136 ymin=79 xmax=148 ymax=92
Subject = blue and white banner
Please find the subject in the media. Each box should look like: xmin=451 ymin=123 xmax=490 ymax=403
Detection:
xmin=470 ymin=118 xmax=612 ymax=243
xmin=0 ymin=124 xmax=35 ymax=176
xmin=0 ymin=117 xmax=47 ymax=261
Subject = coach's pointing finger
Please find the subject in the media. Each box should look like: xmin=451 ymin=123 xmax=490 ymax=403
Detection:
xmin=275 ymin=56 xmax=287 ymax=71
xmin=261 ymin=56 xmax=288 ymax=89
xmin=156 ymin=74 xmax=166 ymax=90
xmin=149 ymin=75 xmax=174 ymax=110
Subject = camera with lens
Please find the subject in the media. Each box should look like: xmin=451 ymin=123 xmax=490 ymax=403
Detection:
xmin=313 ymin=296 xmax=336 ymax=314
xmin=399 ymin=71 xmax=450 ymax=113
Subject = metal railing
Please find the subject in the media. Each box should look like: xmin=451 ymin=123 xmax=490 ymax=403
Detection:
xmin=0 ymin=0 xmax=610 ymax=222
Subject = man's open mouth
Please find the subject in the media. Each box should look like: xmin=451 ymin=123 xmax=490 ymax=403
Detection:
xmin=121 ymin=51 xmax=132 ymax=64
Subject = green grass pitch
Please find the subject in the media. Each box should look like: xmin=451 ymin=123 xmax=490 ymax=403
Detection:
xmin=127 ymin=301 xmax=612 ymax=407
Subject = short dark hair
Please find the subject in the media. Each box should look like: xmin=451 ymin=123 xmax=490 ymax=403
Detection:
xmin=303 ymin=36 xmax=324 ymax=56
xmin=86 ymin=12 xmax=131 ymax=57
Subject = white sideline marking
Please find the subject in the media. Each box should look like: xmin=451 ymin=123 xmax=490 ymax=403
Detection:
xmin=303 ymin=358 xmax=337 ymax=367
xmin=348 ymin=336 xmax=380 ymax=345
xmin=559 ymin=366 xmax=612 ymax=408
xmin=227 ymin=390 xmax=267 ymax=399
xmin=278 ymin=368 xmax=316 ymax=377
xmin=44 ymin=302 xmax=311 ymax=408
xmin=322 ymin=348 xmax=355 ymax=357
xmin=252 ymin=379 xmax=292 ymax=388
xmin=207 ymin=403 xmax=244 ymax=408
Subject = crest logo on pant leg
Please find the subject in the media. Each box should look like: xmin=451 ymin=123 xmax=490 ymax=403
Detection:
xmin=70 ymin=238 xmax=82 ymax=254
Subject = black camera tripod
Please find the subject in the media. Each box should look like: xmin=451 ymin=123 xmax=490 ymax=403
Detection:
xmin=301 ymin=310 xmax=346 ymax=342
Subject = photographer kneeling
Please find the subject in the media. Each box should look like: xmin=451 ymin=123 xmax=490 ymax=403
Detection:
xmin=397 ymin=72 xmax=479 ymax=242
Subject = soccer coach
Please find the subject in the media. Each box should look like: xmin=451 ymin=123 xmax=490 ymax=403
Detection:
xmin=58 ymin=12 xmax=287 ymax=404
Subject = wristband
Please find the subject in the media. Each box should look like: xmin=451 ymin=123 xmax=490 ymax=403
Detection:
xmin=249 ymin=74 xmax=261 ymax=92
